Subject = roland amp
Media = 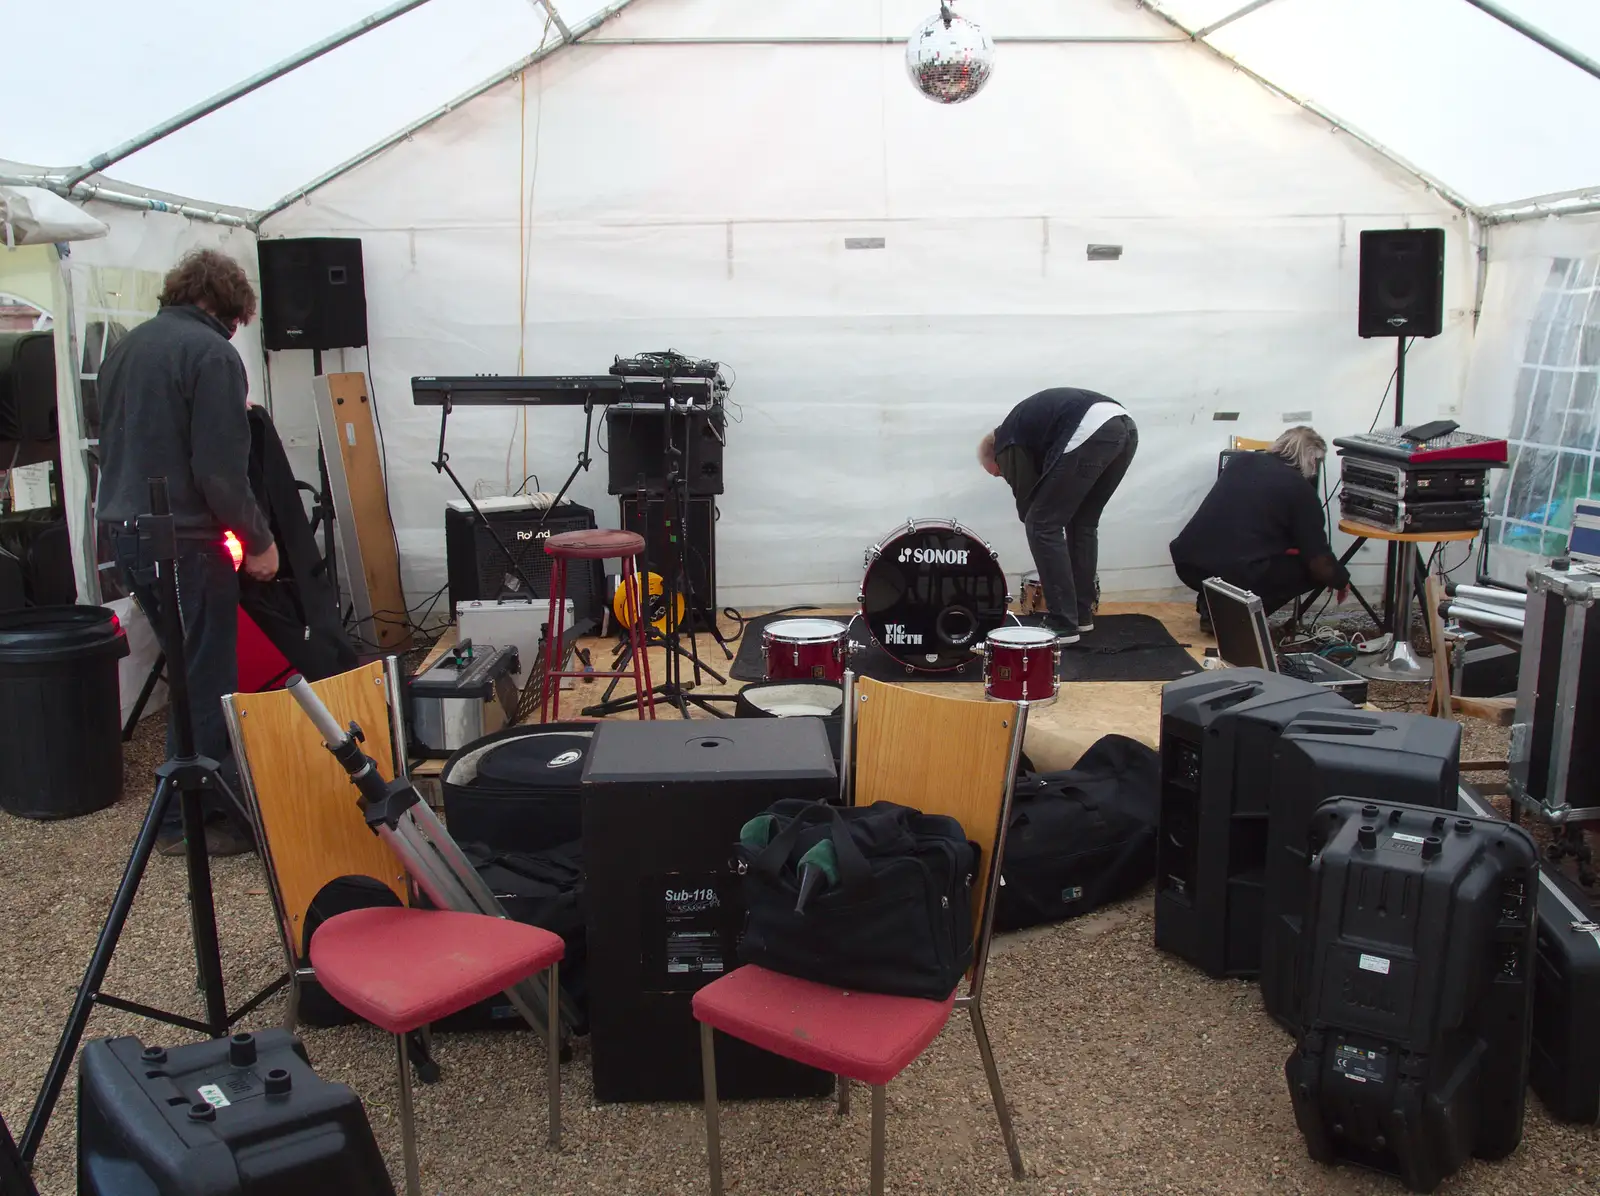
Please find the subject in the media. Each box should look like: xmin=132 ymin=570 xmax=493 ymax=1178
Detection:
xmin=444 ymin=497 xmax=604 ymax=633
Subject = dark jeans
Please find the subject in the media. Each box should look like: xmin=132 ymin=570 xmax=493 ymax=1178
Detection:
xmin=1176 ymin=556 xmax=1317 ymax=619
xmin=112 ymin=531 xmax=245 ymax=831
xmin=1024 ymin=415 xmax=1138 ymax=633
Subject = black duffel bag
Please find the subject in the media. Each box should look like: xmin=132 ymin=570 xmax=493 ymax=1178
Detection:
xmin=737 ymin=799 xmax=979 ymax=1000
xmin=993 ymin=734 xmax=1159 ymax=931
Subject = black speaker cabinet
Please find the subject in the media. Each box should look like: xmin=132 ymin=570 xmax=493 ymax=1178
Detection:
xmin=0 ymin=330 xmax=57 ymax=441
xmin=258 ymin=238 xmax=368 ymax=352
xmin=1260 ymin=709 xmax=1461 ymax=1036
xmin=619 ymin=494 xmax=717 ymax=626
xmin=78 ymin=1030 xmax=395 ymax=1196
xmin=605 ymin=403 xmax=725 ymax=495
xmin=1154 ymin=669 xmax=1350 ymax=980
xmin=443 ymin=498 xmax=603 ymax=633
xmin=581 ymin=718 xmax=838 ymax=1103
xmin=1287 ymin=799 xmax=1535 ymax=1192
xmin=1358 ymin=228 xmax=1446 ymax=339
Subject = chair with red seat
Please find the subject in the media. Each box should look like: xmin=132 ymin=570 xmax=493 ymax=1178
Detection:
xmin=222 ymin=660 xmax=564 ymax=1196
xmin=541 ymin=527 xmax=655 ymax=721
xmin=692 ymin=674 xmax=1029 ymax=1194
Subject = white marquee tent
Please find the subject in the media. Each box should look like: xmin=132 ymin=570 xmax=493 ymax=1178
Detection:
xmin=5 ymin=0 xmax=1600 ymax=636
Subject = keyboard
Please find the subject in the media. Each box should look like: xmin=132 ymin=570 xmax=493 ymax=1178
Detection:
xmin=1334 ymin=426 xmax=1507 ymax=466
xmin=410 ymin=374 xmax=718 ymax=407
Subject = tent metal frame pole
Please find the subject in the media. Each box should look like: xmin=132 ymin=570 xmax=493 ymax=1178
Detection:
xmin=1193 ymin=0 xmax=1286 ymax=40
xmin=1139 ymin=3 xmax=1475 ymax=215
xmin=1456 ymin=0 xmax=1600 ymax=84
xmin=253 ymin=0 xmax=641 ymax=225
xmin=0 ymin=173 xmax=251 ymax=228
xmin=534 ymin=0 xmax=573 ymax=44
xmin=1482 ymin=185 xmax=1600 ymax=225
xmin=61 ymin=0 xmax=442 ymax=188
xmin=577 ymin=35 xmax=1187 ymax=45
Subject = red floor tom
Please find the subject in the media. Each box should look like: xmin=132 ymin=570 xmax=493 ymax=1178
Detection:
xmin=982 ymin=625 xmax=1059 ymax=705
xmin=762 ymin=617 xmax=850 ymax=682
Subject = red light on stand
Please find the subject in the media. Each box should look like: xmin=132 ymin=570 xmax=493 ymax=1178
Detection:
xmin=223 ymin=531 xmax=244 ymax=571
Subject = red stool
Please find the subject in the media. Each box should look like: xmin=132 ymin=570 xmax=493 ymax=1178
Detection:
xmin=541 ymin=529 xmax=655 ymax=721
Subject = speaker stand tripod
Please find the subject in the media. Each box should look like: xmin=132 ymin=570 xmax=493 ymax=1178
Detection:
xmin=20 ymin=480 xmax=288 ymax=1170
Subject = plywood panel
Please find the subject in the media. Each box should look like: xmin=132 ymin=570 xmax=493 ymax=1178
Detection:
xmin=322 ymin=371 xmax=410 ymax=651
xmin=227 ymin=661 xmax=408 ymax=955
xmin=851 ymin=677 xmax=1018 ymax=937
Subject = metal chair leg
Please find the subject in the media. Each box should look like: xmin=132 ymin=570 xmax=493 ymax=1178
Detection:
xmin=968 ymin=998 xmax=1025 ymax=1179
xmin=282 ymin=974 xmax=301 ymax=1033
xmin=869 ymin=1084 xmax=887 ymax=1196
xmin=837 ymin=1075 xmax=850 ymax=1115
xmin=700 ymin=1022 xmax=724 ymax=1195
xmin=394 ymin=1032 xmax=423 ymax=1196
xmin=546 ymin=962 xmax=561 ymax=1150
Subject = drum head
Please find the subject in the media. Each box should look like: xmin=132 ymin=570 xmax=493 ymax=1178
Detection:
xmin=736 ymin=680 xmax=845 ymax=718
xmin=765 ymin=618 xmax=848 ymax=643
xmin=861 ymin=521 xmax=1007 ymax=671
xmin=989 ymin=625 xmax=1056 ymax=649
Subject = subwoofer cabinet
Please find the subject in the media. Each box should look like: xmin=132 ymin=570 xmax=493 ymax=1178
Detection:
xmin=258 ymin=238 xmax=368 ymax=352
xmin=605 ymin=403 xmax=725 ymax=496
xmin=618 ymin=494 xmax=717 ymax=628
xmin=581 ymin=718 xmax=837 ymax=1103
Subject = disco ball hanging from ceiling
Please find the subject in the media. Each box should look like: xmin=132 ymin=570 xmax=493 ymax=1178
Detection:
xmin=905 ymin=4 xmax=995 ymax=105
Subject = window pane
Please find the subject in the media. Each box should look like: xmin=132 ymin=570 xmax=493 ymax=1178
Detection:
xmin=1576 ymin=258 xmax=1600 ymax=290
xmin=1553 ymin=451 xmax=1593 ymax=530
xmin=1581 ymin=325 xmax=1600 ymax=369
xmin=1528 ymin=370 xmax=1566 ymax=443
xmin=1506 ymin=447 xmax=1559 ymax=524
xmin=1547 ymin=318 xmax=1580 ymax=366
xmin=1509 ymin=367 xmax=1538 ymax=439
xmin=1565 ymin=372 xmax=1600 ymax=452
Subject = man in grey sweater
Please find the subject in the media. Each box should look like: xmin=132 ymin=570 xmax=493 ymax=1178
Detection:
xmin=97 ymin=249 xmax=278 ymax=856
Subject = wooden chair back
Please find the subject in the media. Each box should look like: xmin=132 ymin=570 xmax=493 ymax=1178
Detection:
xmin=222 ymin=661 xmax=409 ymax=964
xmin=1229 ymin=436 xmax=1274 ymax=452
xmin=848 ymin=677 xmax=1023 ymax=988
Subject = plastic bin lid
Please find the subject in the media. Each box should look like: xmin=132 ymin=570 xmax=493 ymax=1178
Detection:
xmin=0 ymin=604 xmax=130 ymax=663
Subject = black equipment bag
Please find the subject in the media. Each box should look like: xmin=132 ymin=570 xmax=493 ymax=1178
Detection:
xmin=431 ymin=840 xmax=589 ymax=1032
xmin=295 ymin=877 xmax=405 ymax=1027
xmin=737 ymin=799 xmax=979 ymax=1000
xmin=994 ymin=734 xmax=1159 ymax=931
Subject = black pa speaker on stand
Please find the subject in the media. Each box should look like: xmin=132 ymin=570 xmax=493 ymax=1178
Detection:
xmin=258 ymin=238 xmax=368 ymax=352
xmin=1358 ymin=229 xmax=1445 ymax=341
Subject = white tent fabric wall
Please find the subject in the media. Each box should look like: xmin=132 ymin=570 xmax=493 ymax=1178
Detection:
xmin=261 ymin=2 xmax=1472 ymax=609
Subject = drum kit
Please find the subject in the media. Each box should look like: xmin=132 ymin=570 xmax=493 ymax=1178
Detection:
xmin=757 ymin=518 xmax=1061 ymax=707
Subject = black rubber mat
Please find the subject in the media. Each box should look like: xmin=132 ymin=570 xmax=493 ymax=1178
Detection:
xmin=730 ymin=612 xmax=1201 ymax=685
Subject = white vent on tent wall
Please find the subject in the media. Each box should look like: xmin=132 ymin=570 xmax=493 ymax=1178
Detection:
xmin=1282 ymin=411 xmax=1314 ymax=422
xmin=1086 ymin=245 xmax=1122 ymax=261
xmin=845 ymin=237 xmax=886 ymax=249
xmin=1212 ymin=412 xmax=1240 ymax=421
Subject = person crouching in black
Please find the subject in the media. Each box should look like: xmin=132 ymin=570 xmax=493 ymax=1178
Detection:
xmin=96 ymin=249 xmax=278 ymax=857
xmin=1169 ymin=426 xmax=1348 ymax=632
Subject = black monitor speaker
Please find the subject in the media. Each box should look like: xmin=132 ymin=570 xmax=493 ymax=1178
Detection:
xmin=258 ymin=238 xmax=368 ymax=352
xmin=1358 ymin=228 xmax=1445 ymax=339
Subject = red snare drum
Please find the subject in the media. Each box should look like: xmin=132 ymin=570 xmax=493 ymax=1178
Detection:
xmin=982 ymin=625 xmax=1059 ymax=705
xmin=762 ymin=618 xmax=850 ymax=682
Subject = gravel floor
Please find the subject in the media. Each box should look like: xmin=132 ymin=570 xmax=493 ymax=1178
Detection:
xmin=5 ymin=627 xmax=1600 ymax=1194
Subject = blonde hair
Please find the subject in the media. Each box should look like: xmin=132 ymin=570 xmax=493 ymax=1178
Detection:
xmin=977 ymin=431 xmax=997 ymax=468
xmin=1271 ymin=425 xmax=1327 ymax=479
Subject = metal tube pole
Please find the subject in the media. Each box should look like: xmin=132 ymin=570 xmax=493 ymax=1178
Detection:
xmin=64 ymin=0 xmax=440 ymax=187
xmin=1457 ymin=0 xmax=1600 ymax=84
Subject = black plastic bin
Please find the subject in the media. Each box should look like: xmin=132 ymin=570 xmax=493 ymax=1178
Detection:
xmin=0 ymin=605 xmax=129 ymax=819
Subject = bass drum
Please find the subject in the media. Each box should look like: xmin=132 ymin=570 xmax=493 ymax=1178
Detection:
xmin=859 ymin=519 xmax=1009 ymax=673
